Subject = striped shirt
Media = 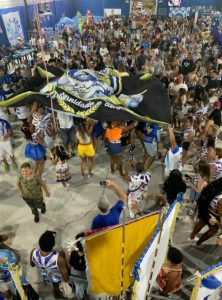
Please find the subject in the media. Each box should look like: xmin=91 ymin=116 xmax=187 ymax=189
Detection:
xmin=183 ymin=127 xmax=195 ymax=141
xmin=0 ymin=119 xmax=11 ymax=137
xmin=192 ymin=174 xmax=199 ymax=186
xmin=210 ymin=194 xmax=222 ymax=210
xmin=32 ymin=249 xmax=61 ymax=279
xmin=210 ymin=159 xmax=222 ymax=182
xmin=199 ymin=143 xmax=208 ymax=161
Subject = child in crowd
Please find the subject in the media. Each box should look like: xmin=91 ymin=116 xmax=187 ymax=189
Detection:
xmin=51 ymin=145 xmax=71 ymax=190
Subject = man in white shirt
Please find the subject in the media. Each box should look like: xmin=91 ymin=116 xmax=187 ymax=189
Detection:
xmin=57 ymin=112 xmax=75 ymax=156
xmin=165 ymin=126 xmax=183 ymax=178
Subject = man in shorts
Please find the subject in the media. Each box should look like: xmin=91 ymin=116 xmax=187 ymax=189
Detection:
xmin=0 ymin=118 xmax=17 ymax=172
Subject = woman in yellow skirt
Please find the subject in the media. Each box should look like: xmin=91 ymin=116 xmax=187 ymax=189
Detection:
xmin=76 ymin=120 xmax=95 ymax=178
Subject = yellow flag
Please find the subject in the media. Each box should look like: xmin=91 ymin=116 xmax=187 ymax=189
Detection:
xmin=85 ymin=213 xmax=159 ymax=295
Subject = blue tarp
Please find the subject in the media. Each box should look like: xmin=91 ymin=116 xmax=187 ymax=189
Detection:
xmin=93 ymin=15 xmax=104 ymax=22
xmin=57 ymin=17 xmax=74 ymax=29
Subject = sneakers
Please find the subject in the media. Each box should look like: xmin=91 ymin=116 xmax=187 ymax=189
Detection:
xmin=34 ymin=215 xmax=40 ymax=223
xmin=4 ymin=163 xmax=10 ymax=172
xmin=191 ymin=241 xmax=204 ymax=248
xmin=129 ymin=145 xmax=135 ymax=153
xmin=4 ymin=161 xmax=18 ymax=171
xmin=63 ymin=183 xmax=70 ymax=191
xmin=128 ymin=153 xmax=134 ymax=162
xmin=41 ymin=204 xmax=46 ymax=214
xmin=187 ymin=237 xmax=198 ymax=245
xmin=66 ymin=151 xmax=72 ymax=158
xmin=12 ymin=161 xmax=18 ymax=170
xmin=70 ymin=149 xmax=75 ymax=157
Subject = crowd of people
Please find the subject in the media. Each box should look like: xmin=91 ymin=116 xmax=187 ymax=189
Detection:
xmin=0 ymin=7 xmax=222 ymax=300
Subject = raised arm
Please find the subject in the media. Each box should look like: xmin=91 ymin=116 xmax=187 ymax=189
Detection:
xmin=122 ymin=121 xmax=138 ymax=133
xmin=86 ymin=119 xmax=95 ymax=136
xmin=168 ymin=126 xmax=177 ymax=151
xmin=106 ymin=180 xmax=127 ymax=202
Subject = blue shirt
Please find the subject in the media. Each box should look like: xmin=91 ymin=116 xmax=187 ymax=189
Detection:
xmin=143 ymin=123 xmax=158 ymax=143
xmin=0 ymin=119 xmax=11 ymax=137
xmin=142 ymin=41 xmax=149 ymax=51
xmin=91 ymin=200 xmax=124 ymax=230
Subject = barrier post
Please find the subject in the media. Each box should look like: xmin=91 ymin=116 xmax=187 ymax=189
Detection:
xmin=146 ymin=205 xmax=169 ymax=296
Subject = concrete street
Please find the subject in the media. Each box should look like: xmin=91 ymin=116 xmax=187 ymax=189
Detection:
xmin=1 ymin=114 xmax=222 ymax=299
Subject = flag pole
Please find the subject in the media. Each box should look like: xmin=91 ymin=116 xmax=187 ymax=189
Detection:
xmin=146 ymin=205 xmax=169 ymax=297
xmin=120 ymin=204 xmax=127 ymax=300
xmin=9 ymin=264 xmax=28 ymax=300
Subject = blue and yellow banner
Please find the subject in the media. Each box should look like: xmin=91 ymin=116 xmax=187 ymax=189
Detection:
xmin=0 ymin=66 xmax=171 ymax=124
